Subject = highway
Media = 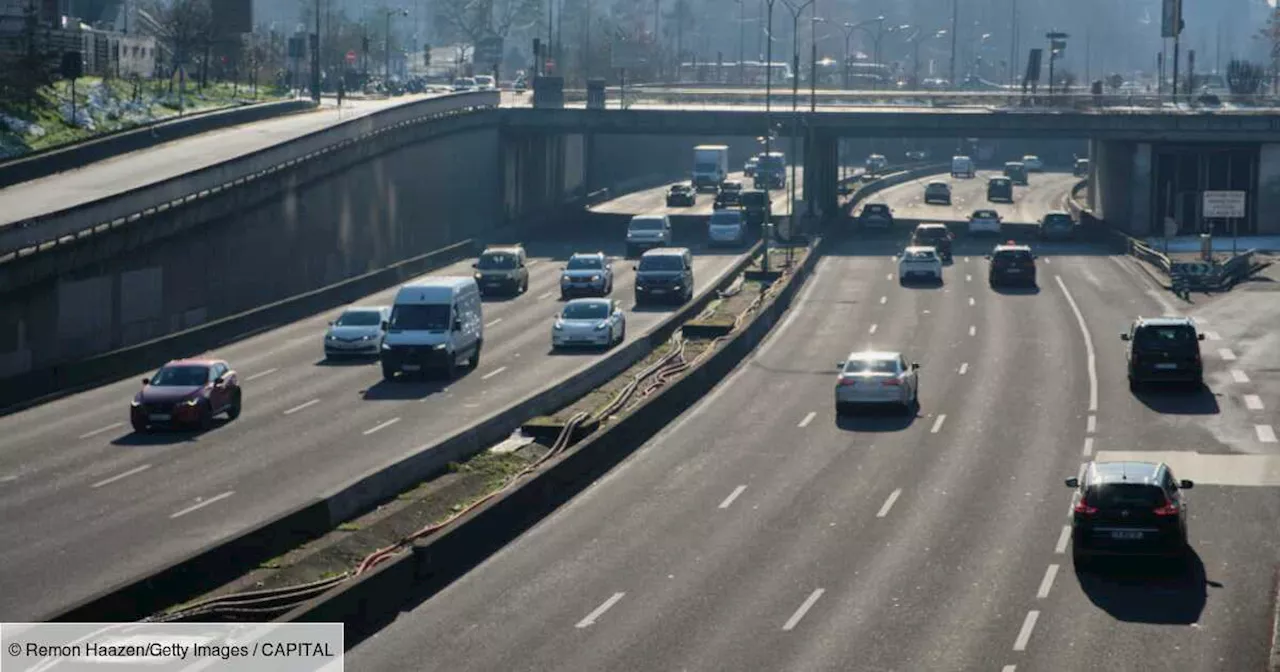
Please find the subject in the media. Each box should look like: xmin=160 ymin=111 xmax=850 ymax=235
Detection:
xmin=0 ymin=190 xmax=756 ymax=619
xmin=591 ymin=169 xmax=802 ymax=217
xmin=0 ymin=95 xmax=450 ymax=227
xmin=349 ymin=170 xmax=1280 ymax=671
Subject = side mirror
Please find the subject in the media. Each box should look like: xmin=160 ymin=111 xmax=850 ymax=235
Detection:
xmin=632 ymin=265 xmax=638 ymax=271
xmin=836 ymin=361 xmax=845 ymax=370
xmin=214 ymin=376 xmax=225 ymax=386
xmin=1120 ymin=333 xmax=1130 ymax=341
xmin=141 ymin=378 xmax=150 ymax=385
xmin=381 ymin=320 xmax=390 ymax=330
xmin=912 ymin=363 xmax=920 ymax=370
xmin=1179 ymin=479 xmax=1195 ymax=489
xmin=471 ymin=262 xmax=478 ymax=268
xmin=984 ymin=254 xmax=991 ymax=260
xmin=1197 ymin=334 xmax=1206 ymax=341
xmin=1064 ymin=477 xmax=1080 ymax=488
xmin=327 ymin=320 xmax=334 ymax=326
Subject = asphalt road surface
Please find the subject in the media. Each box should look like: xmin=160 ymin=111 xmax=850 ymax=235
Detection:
xmin=0 ymin=95 xmax=449 ymax=227
xmin=590 ymin=169 xmax=802 ymax=218
xmin=0 ymin=216 xmax=755 ymax=620
xmin=349 ymin=174 xmax=1280 ymax=671
xmin=853 ymin=168 xmax=1082 ymax=227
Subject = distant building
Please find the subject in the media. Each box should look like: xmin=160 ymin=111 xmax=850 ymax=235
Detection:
xmin=81 ymin=27 xmax=155 ymax=77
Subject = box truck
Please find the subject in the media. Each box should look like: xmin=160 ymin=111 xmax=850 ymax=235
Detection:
xmin=692 ymin=145 xmax=730 ymax=191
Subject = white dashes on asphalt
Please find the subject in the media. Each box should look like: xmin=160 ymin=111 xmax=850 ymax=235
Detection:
xmin=798 ymin=411 xmax=816 ymax=428
xmin=958 ymin=362 xmax=969 ymax=375
xmin=931 ymin=415 xmax=947 ymax=433
xmin=575 ymin=592 xmax=626 ymax=628
xmin=718 ymin=485 xmax=747 ymax=509
xmin=1219 ymin=348 xmax=1238 ymax=361
xmin=1054 ymin=525 xmax=1071 ymax=554
xmin=782 ymin=589 xmax=825 ymax=631
xmin=245 ymin=368 xmax=278 ymax=382
xmin=1232 ymin=369 xmax=1251 ymax=383
xmin=170 ymin=491 xmax=235 ymax=519
xmin=1258 ymin=426 xmax=1278 ymax=444
xmin=1036 ymin=564 xmax=1060 ymax=599
xmin=1244 ymin=395 xmax=1264 ymax=411
xmin=876 ymin=489 xmax=903 ymax=518
xmin=1013 ymin=611 xmax=1040 ymax=651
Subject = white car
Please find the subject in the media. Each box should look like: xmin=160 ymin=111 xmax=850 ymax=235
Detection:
xmin=324 ymin=305 xmax=391 ymax=358
xmin=707 ymin=210 xmax=746 ymax=246
xmin=1022 ymin=155 xmax=1044 ymax=171
xmin=834 ymin=351 xmax=920 ymax=413
xmin=452 ymin=77 xmax=476 ymax=92
xmin=473 ymin=75 xmax=496 ymax=90
xmin=898 ymin=246 xmax=943 ymax=284
xmin=968 ymin=209 xmax=1002 ymax=235
xmin=552 ymin=298 xmax=626 ymax=349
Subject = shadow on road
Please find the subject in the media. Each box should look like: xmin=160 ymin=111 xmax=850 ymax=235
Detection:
xmin=361 ymin=377 xmax=451 ymax=401
xmin=834 ymin=405 xmax=919 ymax=432
xmin=1074 ymin=548 xmax=1219 ymax=625
xmin=111 ymin=422 xmax=224 ymax=446
xmin=1132 ymin=383 xmax=1221 ymax=415
xmin=991 ymin=284 xmax=1041 ymax=296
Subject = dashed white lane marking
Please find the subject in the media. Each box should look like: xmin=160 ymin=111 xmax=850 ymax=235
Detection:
xmin=0 ymin=475 xmax=17 ymax=483
xmin=782 ymin=589 xmax=826 ymax=631
xmin=1054 ymin=276 xmax=1098 ymax=412
xmin=886 ymin=273 xmax=893 ymax=280
xmin=958 ymin=362 xmax=969 ymax=375
xmin=968 ymin=297 xmax=976 ymax=306
xmin=930 ymin=415 xmax=947 ymax=433
xmin=1002 ymin=666 xmax=1018 ymax=672
xmin=1086 ymin=415 xmax=1096 ymax=434
xmin=486 ymin=318 xmax=503 ymax=328
xmin=363 ymin=417 xmax=401 ymax=435
xmin=968 ymin=325 xmax=976 ymax=336
xmin=1043 ymin=257 xmax=1051 ymax=264
xmin=876 ymin=489 xmax=903 ymax=518
xmin=719 ymin=485 xmax=747 ymax=509
xmin=91 ymin=464 xmax=151 ymax=488
xmin=245 ymin=368 xmax=278 ymax=382
xmin=78 ymin=422 xmax=123 ymax=440
xmin=798 ymin=412 xmax=816 ymax=428
xmin=538 ymin=291 xmax=555 ymax=300
xmin=1219 ymin=348 xmax=1238 ymax=361
xmin=1258 ymin=425 xmax=1278 ymax=443
xmin=1013 ymin=610 xmax=1040 ymax=651
xmin=1036 ymin=564 xmax=1060 ymax=599
xmin=1232 ymin=369 xmax=1251 ymax=384
xmin=1054 ymin=525 xmax=1072 ymax=554
xmin=964 ymin=257 xmax=971 ymax=263
xmin=575 ymin=592 xmax=626 ymax=628
xmin=170 ymin=491 xmax=235 ymax=519
xmin=283 ymin=399 xmax=320 ymax=415
xmin=1082 ymin=437 xmax=1094 ymax=456
xmin=869 ymin=324 xmax=878 ymax=334
xmin=1245 ymin=395 xmax=1265 ymax=411
xmin=481 ymin=366 xmax=508 ymax=380
xmin=879 ymin=296 xmax=888 ymax=305
xmin=1205 ymin=331 xmax=1222 ymax=340
xmin=966 ymin=274 xmax=972 ymax=282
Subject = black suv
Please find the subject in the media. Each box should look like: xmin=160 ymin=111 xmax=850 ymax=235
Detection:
xmin=987 ymin=243 xmax=1036 ymax=286
xmin=911 ymin=224 xmax=953 ymax=260
xmin=666 ymin=183 xmax=696 ymax=207
xmin=1066 ymin=460 xmax=1193 ymax=567
xmin=1121 ymin=316 xmax=1205 ymax=389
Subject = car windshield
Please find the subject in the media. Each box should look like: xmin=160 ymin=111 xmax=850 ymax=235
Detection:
xmin=973 ymin=210 xmax=997 ymax=219
xmin=639 ymin=255 xmax=684 ymax=271
xmin=477 ymin=253 xmax=517 ymax=270
xmin=844 ymin=358 xmax=899 ymax=374
xmin=336 ymin=310 xmax=381 ymax=327
xmin=991 ymin=179 xmax=1010 ymax=186
xmin=1092 ymin=483 xmax=1166 ymax=508
xmin=630 ymin=218 xmax=664 ymax=231
xmin=865 ymin=205 xmax=888 ymax=214
xmin=563 ymin=302 xmax=610 ymax=320
xmin=995 ymin=250 xmax=1033 ymax=262
xmin=740 ymin=192 xmax=767 ymax=207
xmin=711 ymin=212 xmax=743 ymax=225
xmin=151 ymin=365 xmax=210 ymax=387
xmin=389 ymin=304 xmax=450 ymax=330
xmin=905 ymin=250 xmax=937 ymax=261
xmin=1134 ymin=324 xmax=1197 ymax=348
xmin=1045 ymin=215 xmax=1073 ymax=227
xmin=758 ymin=156 xmax=784 ymax=170
xmin=567 ymin=256 xmax=603 ymax=270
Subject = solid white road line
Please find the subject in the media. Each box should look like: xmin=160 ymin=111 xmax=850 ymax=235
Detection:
xmin=481 ymin=366 xmax=508 ymax=380
xmin=91 ymin=464 xmax=152 ymax=488
xmin=1082 ymin=437 xmax=1094 ymax=456
xmin=1219 ymin=348 xmax=1238 ymax=361
xmin=930 ymin=415 xmax=947 ymax=433
xmin=538 ymin=291 xmax=554 ymax=300
xmin=876 ymin=489 xmax=902 ymax=518
xmin=1054 ymin=525 xmax=1072 ymax=554
xmin=1055 ymin=276 xmax=1098 ymax=412
xmin=1232 ymin=369 xmax=1251 ymax=383
xmin=869 ymin=324 xmax=878 ymax=334
xmin=880 ymin=296 xmax=888 ymax=305
xmin=78 ymin=422 xmax=123 ymax=440
xmin=1257 ymin=425 xmax=1278 ymax=443
xmin=1036 ymin=564 xmax=1060 ymax=599
xmin=1205 ymin=331 xmax=1222 ymax=340
xmin=245 ymin=368 xmax=278 ymax=382
xmin=0 ymin=475 xmax=17 ymax=483
xmin=968 ymin=297 xmax=975 ymax=306
xmin=283 ymin=399 xmax=320 ymax=415
xmin=363 ymin=418 xmax=401 ymax=435
xmin=1245 ymin=395 xmax=1265 ymax=411
xmin=1013 ymin=610 xmax=1040 ymax=651
xmin=958 ymin=362 xmax=969 ymax=375
xmin=782 ymin=589 xmax=826 ymax=631
xmin=170 ymin=491 xmax=235 ymax=519
xmin=966 ymin=274 xmax=972 ymax=282
xmin=968 ymin=325 xmax=976 ymax=336
xmin=798 ymin=411 xmax=816 ymax=428
xmin=719 ymin=485 xmax=747 ymax=509
xmin=486 ymin=318 xmax=504 ymax=328
xmin=1086 ymin=415 xmax=1096 ymax=434
xmin=1002 ymin=666 xmax=1017 ymax=672
xmin=575 ymin=592 xmax=626 ymax=628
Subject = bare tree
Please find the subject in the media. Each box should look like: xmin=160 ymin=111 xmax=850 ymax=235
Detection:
xmin=439 ymin=0 xmax=541 ymax=44
xmin=140 ymin=0 xmax=213 ymax=95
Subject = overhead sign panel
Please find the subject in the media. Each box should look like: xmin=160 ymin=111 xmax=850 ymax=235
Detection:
xmin=1161 ymin=0 xmax=1182 ymax=38
xmin=1202 ymin=190 xmax=1246 ymax=218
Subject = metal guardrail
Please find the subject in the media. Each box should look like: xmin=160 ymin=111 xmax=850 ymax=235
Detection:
xmin=1 ymin=91 xmax=501 ymax=260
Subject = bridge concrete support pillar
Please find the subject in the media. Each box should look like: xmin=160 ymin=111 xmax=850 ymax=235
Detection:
xmin=1257 ymin=145 xmax=1280 ymax=235
xmin=1090 ymin=140 xmax=1152 ymax=236
xmin=500 ymin=130 xmax=568 ymax=233
xmin=802 ymin=128 xmax=839 ymax=223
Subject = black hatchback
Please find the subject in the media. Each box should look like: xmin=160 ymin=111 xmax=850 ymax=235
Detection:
xmin=1066 ymin=461 xmax=1193 ymax=566
xmin=1122 ymin=317 xmax=1205 ymax=388
xmin=911 ymin=224 xmax=953 ymax=260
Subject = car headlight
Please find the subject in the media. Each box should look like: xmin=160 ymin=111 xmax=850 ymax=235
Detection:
xmin=182 ymin=397 xmax=200 ymax=407
xmin=561 ymin=275 xmax=570 ymax=284
xmin=360 ymin=334 xmax=374 ymax=341
xmin=474 ymin=272 xmax=483 ymax=280
xmin=591 ymin=275 xmax=601 ymax=282
xmin=594 ymin=321 xmax=609 ymax=331
xmin=381 ymin=342 xmax=392 ymax=350
xmin=326 ymin=334 xmax=337 ymax=341
xmin=131 ymin=400 xmax=141 ymax=408
xmin=672 ymin=284 xmax=682 ymax=291
xmin=553 ymin=320 xmax=564 ymax=331
xmin=433 ymin=343 xmax=447 ymax=350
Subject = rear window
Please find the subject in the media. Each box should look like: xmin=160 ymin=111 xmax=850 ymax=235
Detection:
xmin=994 ymin=250 xmax=1033 ymax=262
xmin=711 ymin=212 xmax=743 ymax=225
xmin=1044 ymin=214 xmax=1073 ymax=227
xmin=639 ymin=255 xmax=685 ymax=271
xmin=740 ymin=192 xmax=767 ymax=207
xmin=1090 ymin=484 xmax=1166 ymax=508
xmin=844 ymin=358 xmax=899 ymax=374
xmin=864 ymin=204 xmax=888 ymax=214
xmin=973 ymin=210 xmax=997 ymax=219
xmin=477 ymin=253 xmax=517 ymax=269
xmin=630 ymin=218 xmax=665 ymax=231
xmin=916 ymin=228 xmax=948 ymax=239
xmin=905 ymin=250 xmax=937 ymax=261
xmin=1134 ymin=324 xmax=1197 ymax=348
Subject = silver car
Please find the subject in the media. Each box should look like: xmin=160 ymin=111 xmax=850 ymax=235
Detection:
xmin=560 ymin=252 xmax=614 ymax=299
xmin=834 ymin=351 xmax=920 ymax=413
xmin=324 ymin=305 xmax=391 ymax=358
xmin=551 ymin=298 xmax=627 ymax=349
xmin=707 ymin=210 xmax=746 ymax=246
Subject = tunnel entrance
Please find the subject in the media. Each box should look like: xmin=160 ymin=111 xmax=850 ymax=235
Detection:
xmin=1152 ymin=144 xmax=1258 ymax=236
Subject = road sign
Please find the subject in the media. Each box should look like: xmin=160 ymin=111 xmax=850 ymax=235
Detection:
xmin=1161 ymin=0 xmax=1183 ymax=38
xmin=345 ymin=50 xmax=356 ymax=64
xmin=475 ymin=36 xmax=503 ymax=68
xmin=1202 ymin=191 xmax=1246 ymax=219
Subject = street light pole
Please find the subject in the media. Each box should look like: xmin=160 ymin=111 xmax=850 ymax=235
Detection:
xmin=809 ymin=0 xmax=817 ymax=112
xmin=948 ymin=0 xmax=958 ymax=89
xmin=312 ymin=0 xmax=321 ymax=100
xmin=1009 ymin=0 xmax=1018 ymax=87
xmin=762 ymin=0 xmax=776 ymax=273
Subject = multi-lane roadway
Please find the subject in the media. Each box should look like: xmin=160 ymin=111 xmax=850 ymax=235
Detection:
xmin=349 ymin=170 xmax=1280 ymax=671
xmin=0 ymin=182 xmax=756 ymax=620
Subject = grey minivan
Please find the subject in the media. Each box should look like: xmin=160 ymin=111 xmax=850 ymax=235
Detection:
xmin=634 ymin=248 xmax=694 ymax=305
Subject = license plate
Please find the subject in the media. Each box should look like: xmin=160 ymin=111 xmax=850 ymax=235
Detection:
xmin=1006 ymin=269 xmax=1021 ymax=273
xmin=401 ymin=364 xmax=421 ymax=372
xmin=650 ymin=289 xmax=666 ymax=294
xmin=486 ymin=282 xmax=502 ymax=287
xmin=1111 ymin=530 xmax=1144 ymax=540
xmin=149 ymin=414 xmax=171 ymax=421
xmin=1154 ymin=363 xmax=1178 ymax=370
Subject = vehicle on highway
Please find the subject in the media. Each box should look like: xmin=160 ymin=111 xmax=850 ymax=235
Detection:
xmin=452 ymin=77 xmax=477 ymax=92
xmin=951 ymin=155 xmax=975 ymax=178
xmin=865 ymin=153 xmax=888 ymax=175
xmin=552 ymin=298 xmax=627 ymax=349
xmin=1065 ymin=460 xmax=1194 ymax=567
xmin=1040 ymin=211 xmax=1077 ymax=240
xmin=744 ymin=156 xmax=759 ymax=177
xmin=719 ymin=180 xmax=744 ymax=194
xmin=714 ymin=188 xmax=743 ymax=210
xmin=905 ymin=150 xmax=928 ymax=161
xmin=857 ymin=202 xmax=894 ymax=229
xmin=625 ymin=215 xmax=673 ymax=258
xmin=754 ymin=151 xmax=787 ymax=189
xmin=923 ymin=181 xmax=952 ymax=205
xmin=1022 ymin=154 xmax=1044 ymax=171
xmin=967 ymin=209 xmax=1002 ymax=235
xmin=666 ymin=183 xmax=697 ymax=207
xmin=986 ymin=241 xmax=1037 ymax=286
xmin=1121 ymin=316 xmax=1205 ymax=389
xmin=834 ymin=351 xmax=920 ymax=414
xmin=1003 ymin=161 xmax=1029 ymax=186
xmin=740 ymin=189 xmax=769 ymax=227
xmin=911 ymin=223 xmax=953 ymax=260
xmin=131 ymin=359 xmax=242 ymax=432
xmin=708 ymin=209 xmax=747 ymax=246
xmin=381 ymin=276 xmax=483 ymax=380
xmin=1073 ymin=157 xmax=1090 ymax=176
xmin=513 ymin=74 xmax=527 ymax=93
xmin=560 ymin=252 xmax=614 ymax=298
xmin=987 ymin=176 xmax=1014 ymax=202
xmin=693 ymin=144 xmax=730 ymax=191
xmin=898 ymin=246 xmax=944 ymax=284
xmin=473 ymin=245 xmax=529 ymax=296
xmin=324 ymin=305 xmax=392 ymax=358
xmin=473 ymin=75 xmax=497 ymax=90
xmin=634 ymin=247 xmax=694 ymax=304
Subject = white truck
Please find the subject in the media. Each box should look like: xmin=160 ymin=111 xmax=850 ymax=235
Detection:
xmin=692 ymin=145 xmax=730 ymax=192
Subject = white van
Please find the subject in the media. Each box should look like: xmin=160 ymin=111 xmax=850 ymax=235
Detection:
xmin=625 ymin=214 xmax=673 ymax=258
xmin=380 ymin=277 xmax=483 ymax=380
xmin=951 ymin=155 xmax=975 ymax=178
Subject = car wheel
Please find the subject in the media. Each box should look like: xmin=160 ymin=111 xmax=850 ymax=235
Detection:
xmin=617 ymin=323 xmax=626 ymax=345
xmin=467 ymin=341 xmax=482 ymax=370
xmin=226 ymin=390 xmax=242 ymax=420
xmin=443 ymin=352 xmax=458 ymax=379
xmin=198 ymin=402 xmax=214 ymax=431
xmin=381 ymin=362 xmax=396 ymax=381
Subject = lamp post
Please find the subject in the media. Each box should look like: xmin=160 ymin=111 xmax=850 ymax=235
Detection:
xmin=908 ymin=28 xmax=946 ymax=89
xmin=780 ymin=0 xmax=813 ymax=259
xmin=762 ymin=0 xmax=778 ymax=273
xmin=948 ymin=0 xmax=958 ymax=89
xmin=841 ymin=17 xmax=886 ymax=89
xmin=385 ymin=8 xmax=408 ymax=82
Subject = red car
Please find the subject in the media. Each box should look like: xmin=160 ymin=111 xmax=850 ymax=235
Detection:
xmin=130 ymin=359 xmax=242 ymax=432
